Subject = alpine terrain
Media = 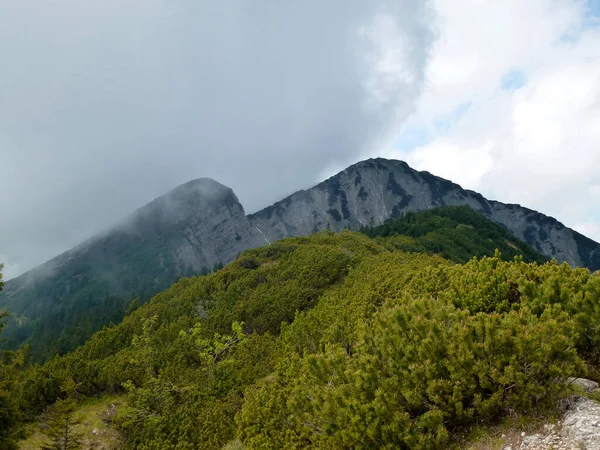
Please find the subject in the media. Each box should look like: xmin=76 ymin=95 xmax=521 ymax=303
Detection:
xmin=1 ymin=158 xmax=599 ymax=360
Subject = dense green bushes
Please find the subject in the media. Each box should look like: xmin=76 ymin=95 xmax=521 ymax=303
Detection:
xmin=362 ymin=206 xmax=547 ymax=264
xmin=3 ymin=219 xmax=600 ymax=449
xmin=238 ymin=256 xmax=586 ymax=449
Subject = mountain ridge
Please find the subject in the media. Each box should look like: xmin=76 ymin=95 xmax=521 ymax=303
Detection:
xmin=1 ymin=157 xmax=599 ymax=358
xmin=249 ymin=157 xmax=600 ymax=270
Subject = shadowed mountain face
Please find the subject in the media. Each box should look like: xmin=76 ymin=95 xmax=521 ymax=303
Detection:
xmin=1 ymin=158 xmax=599 ymax=358
xmin=249 ymin=158 xmax=600 ymax=271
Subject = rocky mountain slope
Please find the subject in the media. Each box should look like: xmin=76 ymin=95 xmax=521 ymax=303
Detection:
xmin=1 ymin=157 xmax=599 ymax=358
xmin=0 ymin=178 xmax=264 ymax=357
xmin=250 ymin=158 xmax=600 ymax=270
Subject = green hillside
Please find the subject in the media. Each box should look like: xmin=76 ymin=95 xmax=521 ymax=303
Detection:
xmin=1 ymin=210 xmax=599 ymax=449
xmin=361 ymin=205 xmax=548 ymax=264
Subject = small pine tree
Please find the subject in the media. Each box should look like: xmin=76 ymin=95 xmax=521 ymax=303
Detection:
xmin=42 ymin=378 xmax=82 ymax=450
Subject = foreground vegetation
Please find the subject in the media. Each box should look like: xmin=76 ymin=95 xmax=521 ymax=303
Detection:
xmin=1 ymin=207 xmax=599 ymax=449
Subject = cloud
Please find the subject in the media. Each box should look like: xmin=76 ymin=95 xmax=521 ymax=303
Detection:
xmin=0 ymin=0 xmax=434 ymax=279
xmin=0 ymin=256 xmax=20 ymax=282
xmin=385 ymin=0 xmax=600 ymax=243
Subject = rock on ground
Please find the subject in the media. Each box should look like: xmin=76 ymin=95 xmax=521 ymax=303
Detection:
xmin=567 ymin=378 xmax=599 ymax=393
xmin=562 ymin=396 xmax=600 ymax=450
xmin=495 ymin=379 xmax=600 ymax=450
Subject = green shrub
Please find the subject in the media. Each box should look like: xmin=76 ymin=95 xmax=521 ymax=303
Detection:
xmin=239 ymin=295 xmax=583 ymax=449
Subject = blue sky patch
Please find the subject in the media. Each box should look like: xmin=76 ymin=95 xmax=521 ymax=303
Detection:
xmin=501 ymin=69 xmax=527 ymax=91
xmin=560 ymin=1 xmax=600 ymax=43
xmin=395 ymin=102 xmax=473 ymax=151
xmin=588 ymin=0 xmax=600 ymax=17
xmin=395 ymin=125 xmax=431 ymax=151
xmin=434 ymin=101 xmax=472 ymax=132
xmin=583 ymin=0 xmax=600 ymax=30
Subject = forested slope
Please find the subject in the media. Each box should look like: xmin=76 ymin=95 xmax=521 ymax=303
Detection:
xmin=361 ymin=205 xmax=548 ymax=264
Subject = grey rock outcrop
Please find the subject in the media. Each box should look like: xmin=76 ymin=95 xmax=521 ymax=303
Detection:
xmin=249 ymin=158 xmax=600 ymax=271
xmin=501 ymin=379 xmax=600 ymax=450
xmin=568 ymin=378 xmax=600 ymax=393
xmin=519 ymin=424 xmax=567 ymax=450
xmin=563 ymin=396 xmax=600 ymax=450
xmin=522 ymin=378 xmax=600 ymax=450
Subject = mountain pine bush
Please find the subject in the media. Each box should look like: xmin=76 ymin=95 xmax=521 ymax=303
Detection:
xmin=2 ymin=214 xmax=599 ymax=449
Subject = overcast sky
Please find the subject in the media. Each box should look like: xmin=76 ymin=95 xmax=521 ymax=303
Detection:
xmin=1 ymin=0 xmax=599 ymax=280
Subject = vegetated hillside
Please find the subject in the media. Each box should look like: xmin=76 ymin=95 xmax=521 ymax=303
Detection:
xmin=361 ymin=205 xmax=548 ymax=264
xmin=0 ymin=178 xmax=262 ymax=360
xmin=3 ymin=158 xmax=599 ymax=363
xmin=2 ymin=225 xmax=599 ymax=449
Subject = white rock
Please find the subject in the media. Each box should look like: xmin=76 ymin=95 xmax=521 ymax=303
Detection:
xmin=563 ymin=396 xmax=600 ymax=450
xmin=567 ymin=378 xmax=599 ymax=393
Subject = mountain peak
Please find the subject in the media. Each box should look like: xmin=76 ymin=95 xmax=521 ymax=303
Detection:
xmin=130 ymin=177 xmax=240 ymax=227
xmin=171 ymin=177 xmax=231 ymax=195
xmin=346 ymin=157 xmax=409 ymax=172
xmin=250 ymin=157 xmax=600 ymax=271
xmin=164 ymin=177 xmax=235 ymax=205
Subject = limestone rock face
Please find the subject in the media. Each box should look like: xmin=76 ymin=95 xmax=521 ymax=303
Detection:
xmin=120 ymin=177 xmax=265 ymax=272
xmin=249 ymin=158 xmax=600 ymax=271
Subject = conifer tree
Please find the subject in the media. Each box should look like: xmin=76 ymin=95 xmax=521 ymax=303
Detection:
xmin=0 ymin=264 xmax=23 ymax=450
xmin=42 ymin=377 xmax=82 ymax=450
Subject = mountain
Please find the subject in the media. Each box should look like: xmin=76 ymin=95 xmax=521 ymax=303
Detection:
xmin=249 ymin=158 xmax=600 ymax=270
xmin=1 ymin=157 xmax=599 ymax=359
xmin=0 ymin=178 xmax=264 ymax=358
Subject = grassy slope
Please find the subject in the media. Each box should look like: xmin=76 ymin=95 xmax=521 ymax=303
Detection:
xmin=19 ymin=395 xmax=124 ymax=450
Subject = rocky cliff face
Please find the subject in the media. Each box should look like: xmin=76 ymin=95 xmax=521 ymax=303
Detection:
xmin=249 ymin=158 xmax=600 ymax=271
xmin=118 ymin=177 xmax=265 ymax=273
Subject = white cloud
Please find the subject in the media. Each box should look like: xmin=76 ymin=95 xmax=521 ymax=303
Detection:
xmin=0 ymin=255 xmax=20 ymax=281
xmin=382 ymin=0 xmax=600 ymax=243
xmin=406 ymin=140 xmax=494 ymax=189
